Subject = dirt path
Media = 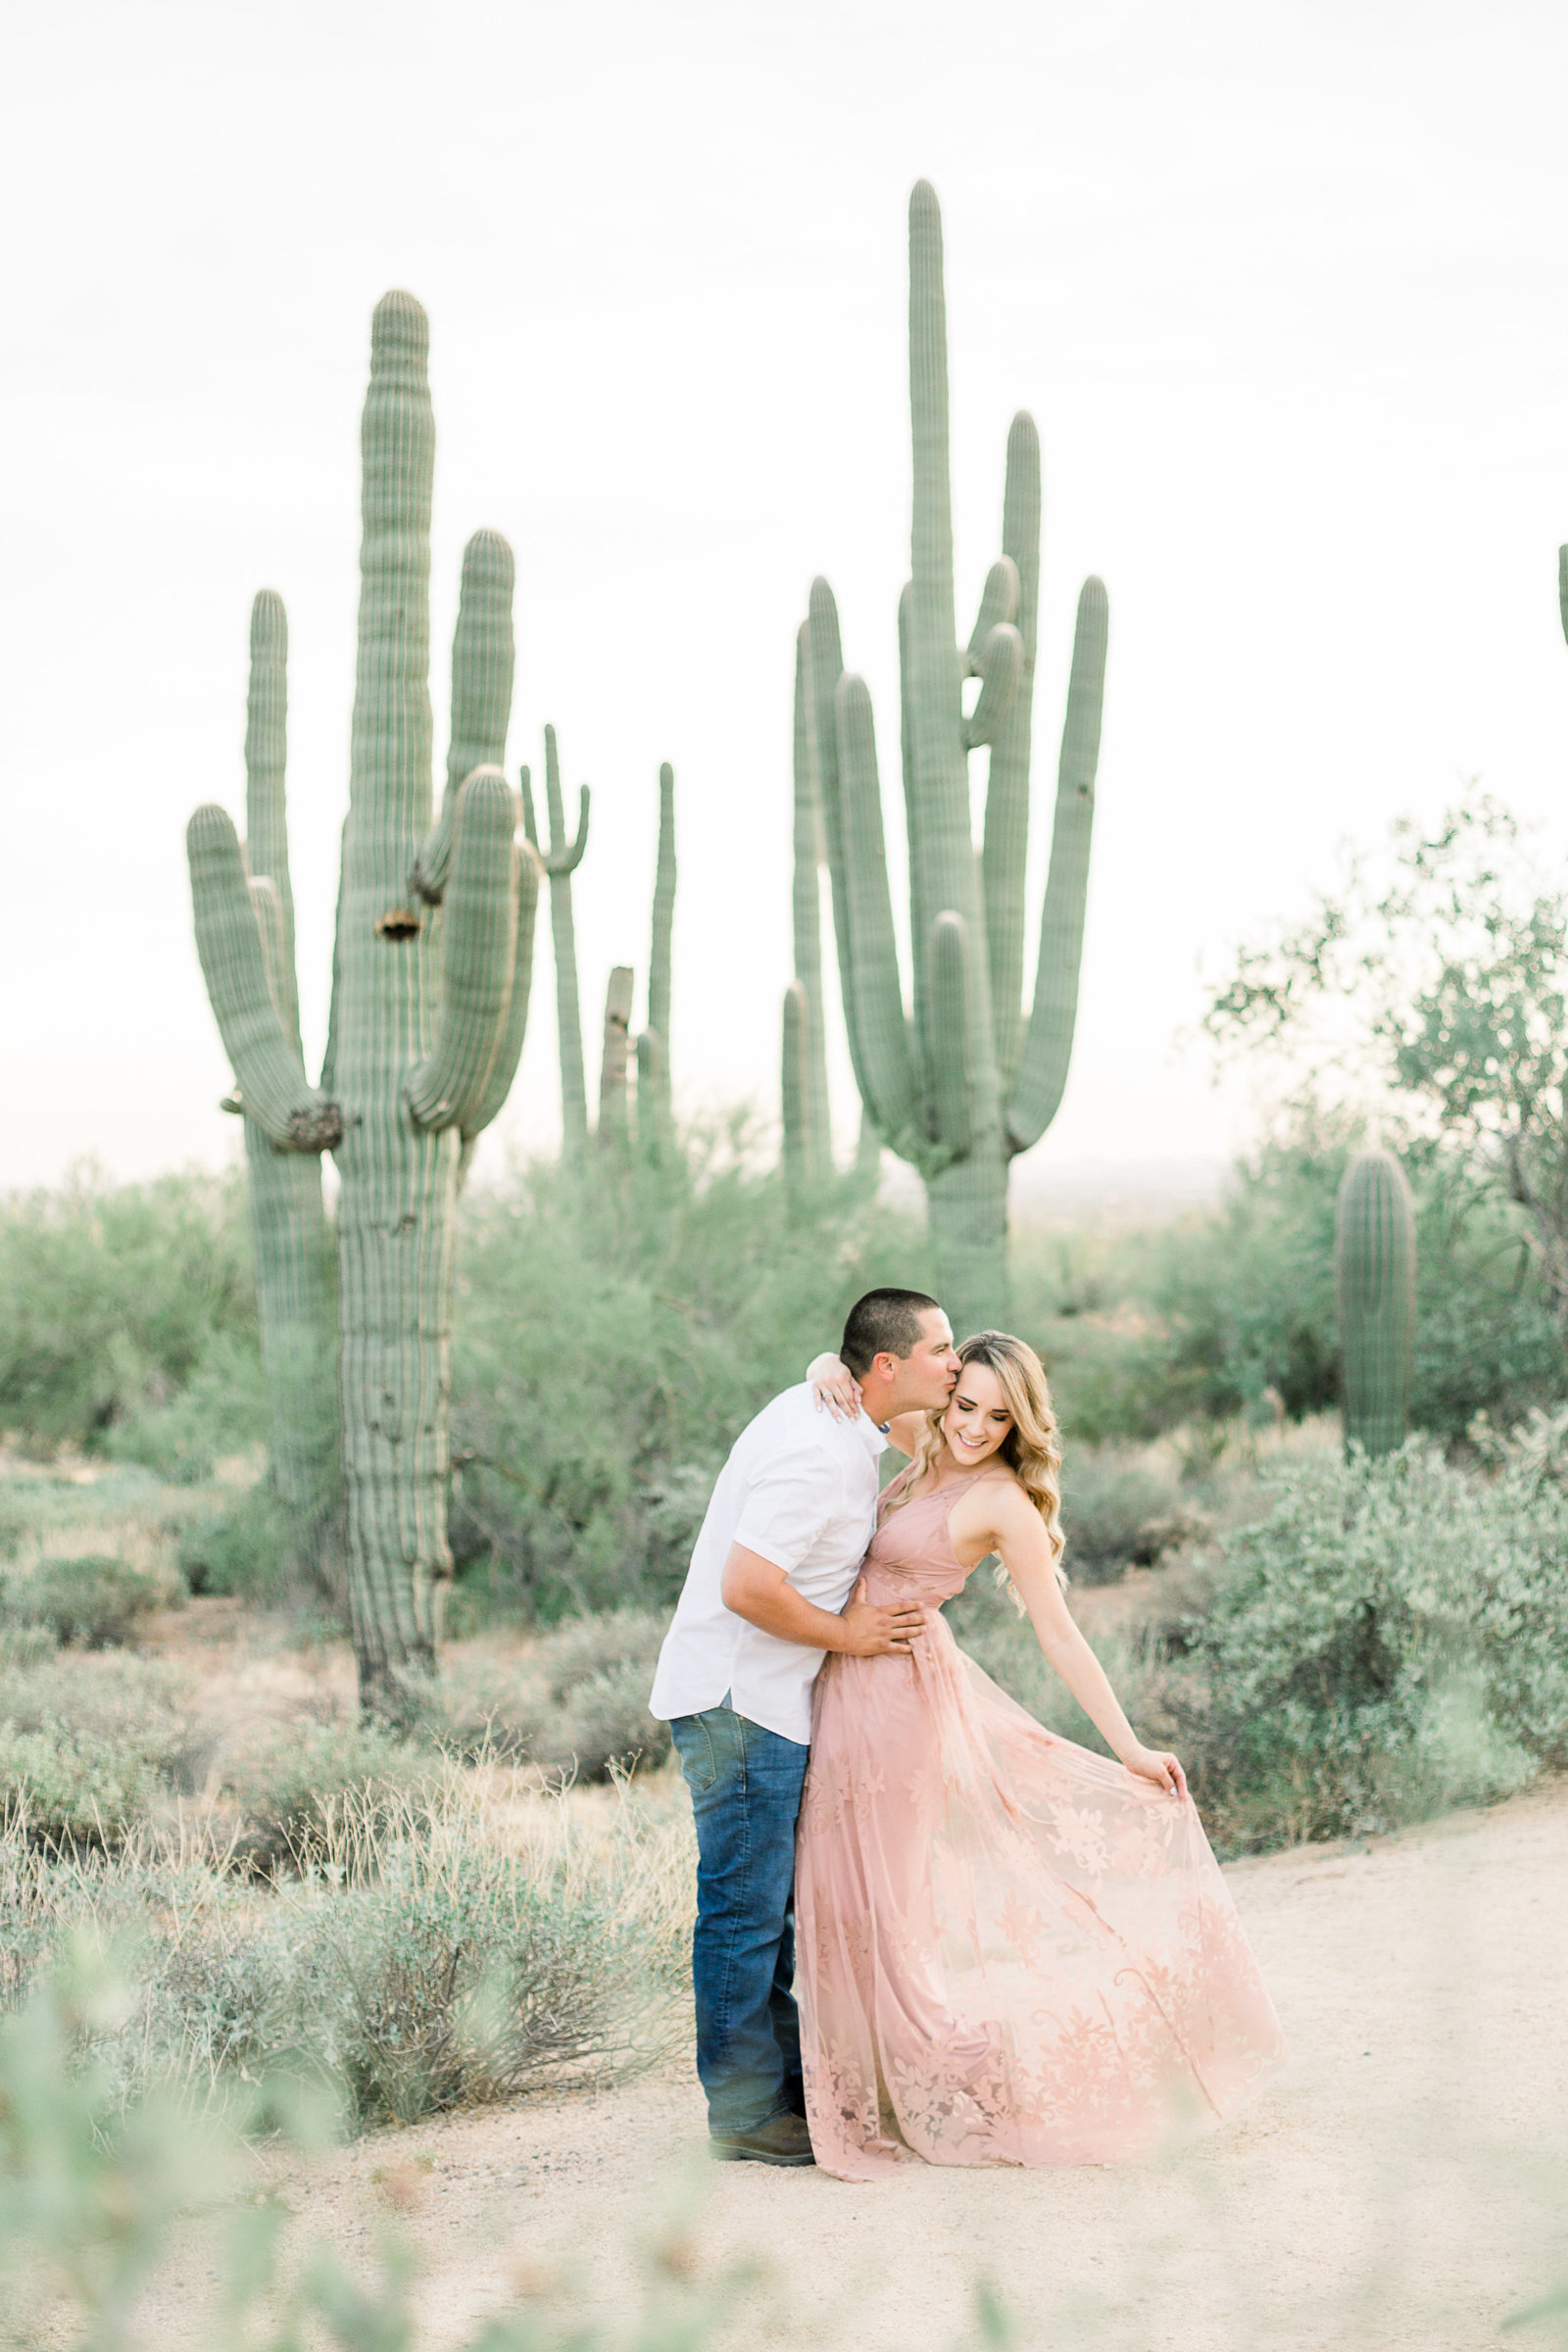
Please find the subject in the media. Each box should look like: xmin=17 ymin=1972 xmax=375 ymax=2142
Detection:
xmin=148 ymin=1779 xmax=1568 ymax=2351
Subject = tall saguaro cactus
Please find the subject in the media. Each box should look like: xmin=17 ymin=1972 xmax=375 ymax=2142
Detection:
xmin=520 ymin=726 xmax=591 ymax=1156
xmin=1336 ymin=1148 xmax=1416 ymax=1457
xmin=189 ymin=291 xmax=539 ymax=1711
xmin=802 ymin=182 xmax=1108 ymax=1331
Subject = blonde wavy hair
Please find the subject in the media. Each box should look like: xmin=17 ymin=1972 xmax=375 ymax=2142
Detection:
xmin=885 ymin=1331 xmax=1066 ymax=1608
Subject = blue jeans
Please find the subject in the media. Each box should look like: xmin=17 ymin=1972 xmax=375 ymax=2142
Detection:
xmin=669 ymin=1700 xmax=810 ymax=2135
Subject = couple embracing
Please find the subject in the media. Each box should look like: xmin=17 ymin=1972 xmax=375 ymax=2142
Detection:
xmin=649 ymin=1289 xmax=1285 ymax=2181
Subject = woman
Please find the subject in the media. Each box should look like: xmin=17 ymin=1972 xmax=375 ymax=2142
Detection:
xmin=794 ymin=1330 xmax=1286 ymax=2182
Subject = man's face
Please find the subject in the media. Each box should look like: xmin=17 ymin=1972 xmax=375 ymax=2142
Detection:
xmin=885 ymin=1307 xmax=960 ymax=1410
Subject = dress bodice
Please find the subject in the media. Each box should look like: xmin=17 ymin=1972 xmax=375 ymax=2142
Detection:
xmin=858 ymin=1466 xmax=988 ymax=1606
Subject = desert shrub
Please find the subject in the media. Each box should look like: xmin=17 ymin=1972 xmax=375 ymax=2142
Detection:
xmin=1058 ymin=1451 xmax=1209 ymax=1584
xmin=411 ymin=1610 xmax=669 ymax=1779
xmin=0 ymin=1728 xmax=170 ymax=1849
xmin=0 ymin=1166 xmax=257 ymax=1454
xmin=225 ymin=1721 xmax=434 ymax=1875
xmin=1174 ymin=1443 xmax=1568 ymax=1848
xmin=177 ymin=1486 xmax=293 ymax=1600
xmin=5 ymin=1552 xmax=181 ymax=1647
xmin=538 ymin=1658 xmax=671 ymax=1779
xmin=285 ymin=1858 xmax=658 ymax=2128
xmin=105 ymin=1332 xmax=269 ymax=1485
xmin=0 ymin=1649 xmax=189 ymax=1846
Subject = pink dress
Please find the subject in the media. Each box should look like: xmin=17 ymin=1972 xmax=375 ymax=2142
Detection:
xmin=795 ymin=1466 xmax=1287 ymax=2180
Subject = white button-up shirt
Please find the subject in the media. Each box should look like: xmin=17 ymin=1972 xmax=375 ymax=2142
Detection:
xmin=649 ymin=1384 xmax=890 ymax=1745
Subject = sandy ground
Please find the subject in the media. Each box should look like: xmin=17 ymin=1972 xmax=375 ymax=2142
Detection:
xmin=129 ymin=1773 xmax=1568 ymax=2352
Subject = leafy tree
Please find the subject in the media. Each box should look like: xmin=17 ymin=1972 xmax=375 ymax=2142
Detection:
xmin=1207 ymin=798 xmax=1568 ymax=1342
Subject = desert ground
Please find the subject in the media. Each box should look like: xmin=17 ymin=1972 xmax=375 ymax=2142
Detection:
xmin=129 ymin=1770 xmax=1568 ymax=2352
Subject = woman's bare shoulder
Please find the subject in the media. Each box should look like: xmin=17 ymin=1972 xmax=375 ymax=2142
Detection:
xmin=961 ymin=1464 xmax=1032 ymax=1522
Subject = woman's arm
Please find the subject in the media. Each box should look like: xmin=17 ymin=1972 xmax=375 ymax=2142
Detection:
xmin=803 ymin=1352 xmax=925 ymax=1456
xmin=985 ymin=1485 xmax=1188 ymax=1799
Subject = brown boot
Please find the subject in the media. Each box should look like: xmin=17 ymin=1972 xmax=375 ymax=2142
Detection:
xmin=710 ymin=2110 xmax=815 ymax=2166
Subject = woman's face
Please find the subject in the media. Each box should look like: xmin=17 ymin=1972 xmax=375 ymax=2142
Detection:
xmin=940 ymin=1359 xmax=1012 ymax=1468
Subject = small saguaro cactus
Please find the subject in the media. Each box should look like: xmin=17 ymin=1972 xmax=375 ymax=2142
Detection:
xmin=639 ymin=761 xmax=677 ymax=1138
xmin=1335 ymin=1147 xmax=1417 ymax=1457
xmin=188 ymin=291 xmax=539 ymax=1712
xmin=802 ymin=181 xmax=1108 ymax=1332
xmin=520 ymin=727 xmax=591 ymax=1157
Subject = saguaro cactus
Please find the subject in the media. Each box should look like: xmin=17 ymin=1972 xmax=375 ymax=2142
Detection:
xmin=520 ymin=727 xmax=591 ymax=1156
xmin=218 ymin=592 xmax=340 ymax=1571
xmin=782 ymin=627 xmax=832 ymax=1185
xmin=189 ymin=291 xmax=539 ymax=1710
xmin=640 ymin=761 xmax=677 ymax=1132
xmin=1336 ymin=1148 xmax=1416 ymax=1457
xmin=598 ymin=965 xmax=636 ymax=1150
xmin=803 ymin=182 xmax=1108 ymax=1331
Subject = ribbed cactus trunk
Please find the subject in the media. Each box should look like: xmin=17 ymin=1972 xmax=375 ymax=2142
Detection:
xmin=1336 ymin=1148 xmax=1416 ymax=1457
xmin=599 ymin=965 xmax=635 ymax=1151
xmin=190 ymin=290 xmax=536 ymax=1714
xmin=784 ymin=625 xmax=832 ymax=1182
xmin=239 ymin=593 xmax=339 ymax=1570
xmin=800 ymin=182 xmax=1108 ymax=1337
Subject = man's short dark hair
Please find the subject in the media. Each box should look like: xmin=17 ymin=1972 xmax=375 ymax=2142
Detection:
xmin=841 ymin=1289 xmax=942 ymax=1379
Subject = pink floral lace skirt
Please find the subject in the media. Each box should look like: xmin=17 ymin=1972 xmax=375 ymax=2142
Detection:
xmin=795 ymin=1617 xmax=1287 ymax=2180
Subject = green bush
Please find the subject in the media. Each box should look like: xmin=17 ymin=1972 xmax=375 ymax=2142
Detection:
xmin=1058 ymin=1451 xmax=1208 ymax=1584
xmin=177 ymin=1487 xmax=293 ymax=1601
xmin=285 ymin=1856 xmax=660 ymax=2128
xmin=412 ymin=1610 xmax=669 ymax=1780
xmin=0 ymin=1648 xmax=189 ymax=1845
xmin=225 ymin=1720 xmax=434 ymax=1875
xmin=0 ymin=1166 xmax=258 ymax=1455
xmin=6 ymin=1553 xmax=181 ymax=1646
xmin=105 ymin=1332 xmax=269 ymax=1485
xmin=1175 ymin=1443 xmax=1568 ymax=1847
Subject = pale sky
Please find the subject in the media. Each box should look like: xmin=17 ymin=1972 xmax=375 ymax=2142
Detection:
xmin=5 ymin=0 xmax=1568 ymax=1191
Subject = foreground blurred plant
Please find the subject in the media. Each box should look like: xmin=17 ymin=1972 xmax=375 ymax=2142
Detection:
xmin=0 ymin=1939 xmax=751 ymax=2352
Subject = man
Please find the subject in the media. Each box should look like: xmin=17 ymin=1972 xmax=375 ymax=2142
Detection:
xmin=649 ymin=1288 xmax=960 ymax=2167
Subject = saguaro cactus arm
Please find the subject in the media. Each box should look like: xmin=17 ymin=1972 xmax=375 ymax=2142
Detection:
xmin=983 ymin=416 xmax=1042 ymax=1091
xmin=249 ymin=876 xmax=288 ymax=1018
xmin=411 ymin=531 xmax=516 ymax=904
xmin=960 ymin=623 xmax=1023 ymax=752
xmin=188 ymin=805 xmax=342 ymax=1150
xmin=1005 ymin=576 xmax=1109 ymax=1153
xmin=927 ymin=912 xmax=974 ymax=1157
xmin=791 ymin=623 xmax=832 ymax=1168
xmin=458 ymin=839 xmax=541 ymax=1164
xmin=244 ymin=590 xmax=301 ymax=1053
xmin=833 ymin=674 xmax=923 ymax=1152
xmin=407 ymin=767 xmax=520 ymax=1131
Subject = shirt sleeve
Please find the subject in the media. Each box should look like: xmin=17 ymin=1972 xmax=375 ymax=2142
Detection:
xmin=731 ymin=1440 xmax=840 ymax=1579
